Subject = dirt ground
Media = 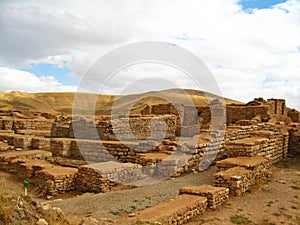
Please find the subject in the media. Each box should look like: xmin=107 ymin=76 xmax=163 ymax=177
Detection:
xmin=0 ymin=158 xmax=299 ymax=225
xmin=186 ymin=158 xmax=300 ymax=225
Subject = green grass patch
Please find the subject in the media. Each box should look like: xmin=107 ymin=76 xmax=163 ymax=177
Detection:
xmin=291 ymin=186 xmax=300 ymax=190
xmin=230 ymin=215 xmax=252 ymax=224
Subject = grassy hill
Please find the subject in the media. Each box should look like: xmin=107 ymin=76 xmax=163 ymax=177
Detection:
xmin=0 ymin=89 xmax=242 ymax=115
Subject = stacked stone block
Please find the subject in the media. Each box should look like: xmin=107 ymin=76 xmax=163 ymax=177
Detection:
xmin=34 ymin=167 xmax=77 ymax=197
xmin=75 ymin=161 xmax=143 ymax=193
xmin=133 ymin=194 xmax=208 ymax=225
xmin=179 ymin=184 xmax=229 ymax=209
xmin=213 ymin=167 xmax=253 ymax=196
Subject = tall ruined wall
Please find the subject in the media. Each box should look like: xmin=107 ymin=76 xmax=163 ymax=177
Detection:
xmin=267 ymin=99 xmax=287 ymax=116
xmin=226 ymin=105 xmax=269 ymax=125
xmin=51 ymin=115 xmax=177 ymax=141
xmin=288 ymin=123 xmax=300 ymax=157
xmin=288 ymin=109 xmax=300 ymax=123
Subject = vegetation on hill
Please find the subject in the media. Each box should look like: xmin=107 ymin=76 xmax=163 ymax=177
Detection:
xmin=0 ymin=89 xmax=242 ymax=115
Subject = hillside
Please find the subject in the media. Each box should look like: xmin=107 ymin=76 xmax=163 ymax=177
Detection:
xmin=0 ymin=89 xmax=242 ymax=115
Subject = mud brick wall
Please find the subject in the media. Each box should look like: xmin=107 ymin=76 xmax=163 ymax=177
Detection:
xmin=226 ymin=105 xmax=269 ymax=125
xmin=288 ymin=110 xmax=300 ymax=122
xmin=75 ymin=161 xmax=143 ymax=193
xmin=288 ymin=124 xmax=300 ymax=157
xmin=267 ymin=98 xmax=287 ymax=116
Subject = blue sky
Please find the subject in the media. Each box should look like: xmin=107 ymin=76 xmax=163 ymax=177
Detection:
xmin=22 ymin=63 xmax=79 ymax=85
xmin=239 ymin=0 xmax=287 ymax=10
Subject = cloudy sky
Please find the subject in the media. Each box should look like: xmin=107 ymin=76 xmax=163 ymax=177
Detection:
xmin=0 ymin=0 xmax=299 ymax=109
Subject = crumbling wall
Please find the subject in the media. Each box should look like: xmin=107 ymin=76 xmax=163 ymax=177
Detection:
xmin=0 ymin=119 xmax=53 ymax=132
xmin=51 ymin=115 xmax=177 ymax=141
xmin=75 ymin=161 xmax=143 ymax=193
xmin=288 ymin=124 xmax=300 ymax=157
xmin=288 ymin=109 xmax=300 ymax=122
xmin=226 ymin=105 xmax=269 ymax=125
xmin=267 ymin=98 xmax=287 ymax=116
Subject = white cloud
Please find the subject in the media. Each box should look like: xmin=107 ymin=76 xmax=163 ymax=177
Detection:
xmin=0 ymin=0 xmax=299 ymax=109
xmin=0 ymin=67 xmax=77 ymax=92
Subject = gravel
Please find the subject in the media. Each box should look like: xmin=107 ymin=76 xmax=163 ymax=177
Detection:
xmin=51 ymin=166 xmax=217 ymax=220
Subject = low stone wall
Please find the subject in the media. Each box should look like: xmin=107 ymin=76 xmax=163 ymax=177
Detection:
xmin=34 ymin=167 xmax=77 ymax=197
xmin=50 ymin=138 xmax=72 ymax=157
xmin=225 ymin=130 xmax=288 ymax=163
xmin=0 ymin=151 xmax=78 ymax=198
xmin=32 ymin=137 xmax=51 ymax=150
xmin=214 ymin=156 xmax=272 ymax=196
xmin=179 ymin=184 xmax=229 ymax=209
xmin=16 ymin=130 xmax=51 ymax=137
xmin=0 ymin=119 xmax=53 ymax=131
xmin=132 ymin=194 xmax=208 ymax=225
xmin=213 ymin=166 xmax=253 ymax=196
xmin=13 ymin=136 xmax=33 ymax=149
xmin=216 ymin=156 xmax=272 ymax=181
xmin=75 ymin=161 xmax=143 ymax=193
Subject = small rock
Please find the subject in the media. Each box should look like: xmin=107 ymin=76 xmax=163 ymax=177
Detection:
xmin=38 ymin=204 xmax=51 ymax=215
xmin=52 ymin=207 xmax=63 ymax=214
xmin=276 ymin=179 xmax=286 ymax=184
xmin=36 ymin=218 xmax=48 ymax=225
xmin=89 ymin=217 xmax=99 ymax=223
xmin=46 ymin=195 xmax=53 ymax=200
xmin=15 ymin=148 xmax=23 ymax=151
xmin=128 ymin=213 xmax=136 ymax=217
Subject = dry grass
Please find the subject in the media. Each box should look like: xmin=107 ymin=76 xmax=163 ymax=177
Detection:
xmin=0 ymin=192 xmax=81 ymax=225
xmin=0 ymin=89 xmax=241 ymax=115
xmin=0 ymin=193 xmax=13 ymax=225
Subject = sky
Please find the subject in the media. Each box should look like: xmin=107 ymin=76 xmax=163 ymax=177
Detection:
xmin=0 ymin=0 xmax=299 ymax=109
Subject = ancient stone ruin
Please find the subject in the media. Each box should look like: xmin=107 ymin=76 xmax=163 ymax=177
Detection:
xmin=0 ymin=96 xmax=300 ymax=224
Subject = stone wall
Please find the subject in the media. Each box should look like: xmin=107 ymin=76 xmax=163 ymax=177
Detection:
xmin=131 ymin=194 xmax=208 ymax=225
xmin=0 ymin=119 xmax=53 ymax=132
xmin=179 ymin=185 xmax=229 ymax=209
xmin=267 ymin=98 xmax=287 ymax=116
xmin=288 ymin=124 xmax=300 ymax=157
xmin=288 ymin=109 xmax=300 ymax=123
xmin=226 ymin=105 xmax=269 ymax=125
xmin=75 ymin=161 xmax=143 ymax=193
xmin=51 ymin=115 xmax=177 ymax=141
xmin=213 ymin=156 xmax=272 ymax=196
